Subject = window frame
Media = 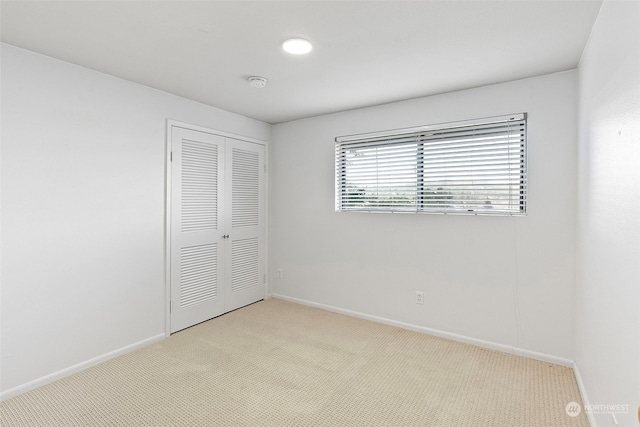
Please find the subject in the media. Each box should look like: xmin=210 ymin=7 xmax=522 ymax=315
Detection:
xmin=335 ymin=113 xmax=527 ymax=216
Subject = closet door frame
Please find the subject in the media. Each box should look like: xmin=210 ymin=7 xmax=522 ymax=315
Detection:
xmin=164 ymin=120 xmax=269 ymax=336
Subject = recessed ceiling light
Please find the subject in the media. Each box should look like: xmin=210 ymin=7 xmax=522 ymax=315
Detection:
xmin=282 ymin=38 xmax=313 ymax=55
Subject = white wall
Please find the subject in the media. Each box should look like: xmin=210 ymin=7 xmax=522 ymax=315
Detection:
xmin=576 ymin=1 xmax=640 ymax=426
xmin=0 ymin=43 xmax=270 ymax=397
xmin=270 ymin=71 xmax=578 ymax=362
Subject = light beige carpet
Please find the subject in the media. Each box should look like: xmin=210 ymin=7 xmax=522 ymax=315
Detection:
xmin=1 ymin=298 xmax=588 ymax=426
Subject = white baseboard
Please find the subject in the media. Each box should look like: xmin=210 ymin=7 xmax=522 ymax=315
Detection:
xmin=270 ymin=293 xmax=574 ymax=367
xmin=0 ymin=333 xmax=165 ymax=402
xmin=573 ymin=362 xmax=596 ymax=427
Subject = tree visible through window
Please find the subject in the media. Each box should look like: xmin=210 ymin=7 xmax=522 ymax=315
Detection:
xmin=336 ymin=114 xmax=527 ymax=215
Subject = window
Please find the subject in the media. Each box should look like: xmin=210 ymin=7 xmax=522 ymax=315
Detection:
xmin=335 ymin=113 xmax=527 ymax=215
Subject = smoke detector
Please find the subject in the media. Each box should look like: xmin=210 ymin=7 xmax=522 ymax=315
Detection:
xmin=248 ymin=76 xmax=267 ymax=88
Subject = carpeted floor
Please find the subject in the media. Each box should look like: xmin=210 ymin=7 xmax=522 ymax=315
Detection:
xmin=1 ymin=298 xmax=588 ymax=426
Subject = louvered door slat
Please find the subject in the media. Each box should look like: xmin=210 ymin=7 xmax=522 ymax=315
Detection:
xmin=232 ymin=148 xmax=259 ymax=228
xmin=181 ymin=139 xmax=218 ymax=232
xmin=231 ymin=237 xmax=259 ymax=292
xmin=180 ymin=243 xmax=217 ymax=306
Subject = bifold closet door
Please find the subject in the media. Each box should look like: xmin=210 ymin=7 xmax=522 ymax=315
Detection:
xmin=170 ymin=127 xmax=225 ymax=333
xmin=223 ymin=138 xmax=266 ymax=312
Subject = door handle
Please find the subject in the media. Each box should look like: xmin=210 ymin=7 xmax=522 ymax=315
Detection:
xmin=222 ymin=234 xmax=229 ymax=239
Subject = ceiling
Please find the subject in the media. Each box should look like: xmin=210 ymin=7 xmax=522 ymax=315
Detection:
xmin=1 ymin=1 xmax=603 ymax=124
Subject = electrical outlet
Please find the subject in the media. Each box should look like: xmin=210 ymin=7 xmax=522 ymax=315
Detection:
xmin=276 ymin=268 xmax=283 ymax=279
xmin=416 ymin=291 xmax=424 ymax=305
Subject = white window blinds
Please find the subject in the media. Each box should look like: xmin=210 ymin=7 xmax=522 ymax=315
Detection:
xmin=335 ymin=113 xmax=527 ymax=215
